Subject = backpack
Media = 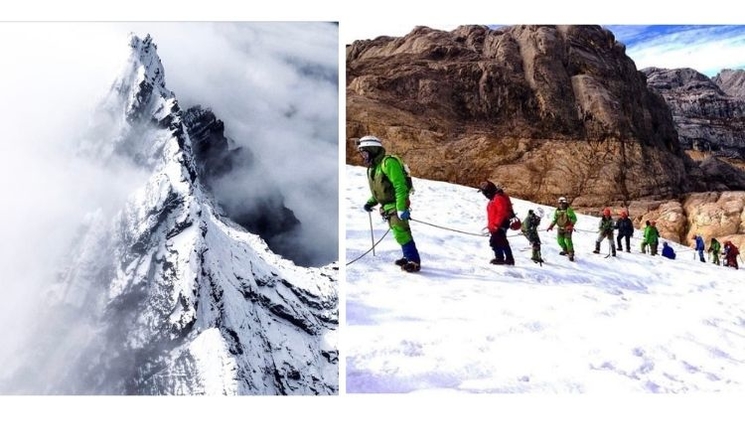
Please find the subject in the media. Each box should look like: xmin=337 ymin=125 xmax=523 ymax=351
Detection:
xmin=383 ymin=154 xmax=414 ymax=194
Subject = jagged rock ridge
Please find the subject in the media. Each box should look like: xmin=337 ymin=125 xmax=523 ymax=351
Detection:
xmin=2 ymin=33 xmax=337 ymax=395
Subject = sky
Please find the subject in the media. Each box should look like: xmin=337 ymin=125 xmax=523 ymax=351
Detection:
xmin=345 ymin=165 xmax=744 ymax=437
xmin=345 ymin=24 xmax=745 ymax=78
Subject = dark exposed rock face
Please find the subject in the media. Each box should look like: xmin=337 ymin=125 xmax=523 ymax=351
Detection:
xmin=182 ymin=105 xmax=301 ymax=250
xmin=642 ymin=67 xmax=745 ymax=159
xmin=347 ymin=25 xmax=695 ymax=209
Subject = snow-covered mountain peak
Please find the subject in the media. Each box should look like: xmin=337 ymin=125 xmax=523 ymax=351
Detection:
xmin=78 ymin=33 xmax=183 ymax=166
xmin=128 ymin=34 xmax=167 ymax=89
xmin=116 ymin=33 xmax=174 ymax=121
xmin=0 ymin=33 xmax=338 ymax=395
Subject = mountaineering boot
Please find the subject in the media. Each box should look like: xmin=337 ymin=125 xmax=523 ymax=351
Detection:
xmin=401 ymin=240 xmax=421 ymax=266
xmin=394 ymin=257 xmax=408 ymax=266
xmin=490 ymin=258 xmax=506 ymax=265
xmin=612 ymin=248 xmax=617 ymax=257
xmin=593 ymin=242 xmax=600 ymax=254
xmin=559 ymin=251 xmax=567 ymax=256
xmin=568 ymin=252 xmax=575 ymax=262
xmin=401 ymin=261 xmax=421 ymax=272
xmin=504 ymin=246 xmax=515 ymax=266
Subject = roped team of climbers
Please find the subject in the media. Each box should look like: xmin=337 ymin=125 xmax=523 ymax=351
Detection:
xmin=355 ymin=135 xmax=743 ymax=272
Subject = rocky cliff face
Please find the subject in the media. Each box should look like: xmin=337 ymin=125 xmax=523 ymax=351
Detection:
xmin=347 ymin=25 xmax=696 ymax=208
xmin=713 ymin=68 xmax=745 ymax=98
xmin=2 ymin=34 xmax=338 ymax=395
xmin=642 ymin=67 xmax=745 ymax=159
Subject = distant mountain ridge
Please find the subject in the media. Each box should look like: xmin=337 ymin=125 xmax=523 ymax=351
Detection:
xmin=713 ymin=68 xmax=745 ymax=98
xmin=643 ymin=66 xmax=745 ymax=159
xmin=1 ymin=33 xmax=338 ymax=395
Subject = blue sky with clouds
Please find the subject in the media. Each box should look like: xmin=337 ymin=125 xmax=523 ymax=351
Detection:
xmin=605 ymin=25 xmax=745 ymax=76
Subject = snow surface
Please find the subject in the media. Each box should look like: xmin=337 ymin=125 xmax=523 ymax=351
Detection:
xmin=345 ymin=164 xmax=745 ymax=393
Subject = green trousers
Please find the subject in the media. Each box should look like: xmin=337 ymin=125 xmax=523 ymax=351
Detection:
xmin=384 ymin=210 xmax=414 ymax=246
xmin=557 ymin=229 xmax=574 ymax=254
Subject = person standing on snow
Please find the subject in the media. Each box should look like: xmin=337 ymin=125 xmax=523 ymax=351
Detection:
xmin=594 ymin=207 xmax=616 ymax=257
xmin=641 ymin=220 xmax=660 ymax=255
xmin=661 ymin=241 xmax=676 ymax=260
xmin=478 ymin=180 xmax=516 ymax=266
xmin=692 ymin=234 xmax=705 ymax=263
xmin=723 ymin=240 xmax=739 ymax=269
xmin=521 ymin=208 xmax=544 ymax=264
xmin=709 ymin=238 xmax=722 ymax=265
xmin=547 ymin=197 xmax=577 ymax=261
xmin=358 ymin=135 xmax=421 ymax=273
xmin=614 ymin=210 xmax=634 ymax=253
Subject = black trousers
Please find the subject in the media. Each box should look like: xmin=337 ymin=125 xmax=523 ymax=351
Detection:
xmin=489 ymin=228 xmax=514 ymax=262
xmin=616 ymin=234 xmax=631 ymax=250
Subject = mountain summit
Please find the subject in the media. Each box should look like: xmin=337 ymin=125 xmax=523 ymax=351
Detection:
xmin=2 ymin=34 xmax=338 ymax=395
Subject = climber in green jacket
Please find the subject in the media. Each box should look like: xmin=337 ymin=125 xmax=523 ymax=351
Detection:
xmin=641 ymin=220 xmax=660 ymax=255
xmin=546 ymin=196 xmax=578 ymax=261
xmin=358 ymin=135 xmax=421 ymax=273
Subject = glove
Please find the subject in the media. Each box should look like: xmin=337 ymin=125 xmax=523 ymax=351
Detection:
xmin=566 ymin=224 xmax=574 ymax=232
xmin=397 ymin=209 xmax=411 ymax=220
xmin=363 ymin=203 xmax=375 ymax=212
xmin=547 ymin=224 xmax=554 ymax=232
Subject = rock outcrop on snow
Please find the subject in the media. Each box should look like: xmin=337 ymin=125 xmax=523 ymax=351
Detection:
xmin=2 ymin=34 xmax=338 ymax=395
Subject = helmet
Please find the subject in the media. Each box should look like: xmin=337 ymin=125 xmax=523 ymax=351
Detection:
xmin=558 ymin=197 xmax=567 ymax=204
xmin=603 ymin=207 xmax=611 ymax=217
xmin=535 ymin=207 xmax=544 ymax=218
xmin=357 ymin=135 xmax=385 ymax=166
xmin=357 ymin=135 xmax=383 ymax=149
xmin=651 ymin=220 xmax=656 ymax=226
xmin=620 ymin=210 xmax=628 ymax=218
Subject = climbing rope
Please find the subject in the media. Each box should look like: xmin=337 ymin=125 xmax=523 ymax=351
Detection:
xmin=409 ymin=217 xmax=488 ymax=237
xmin=345 ymin=227 xmax=391 ymax=266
